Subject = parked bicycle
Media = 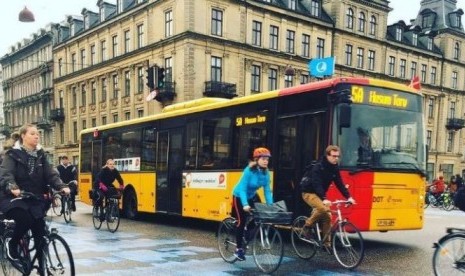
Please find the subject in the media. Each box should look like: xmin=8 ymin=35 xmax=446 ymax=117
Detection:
xmin=217 ymin=201 xmax=292 ymax=274
xmin=92 ymin=187 xmax=121 ymax=233
xmin=432 ymin=227 xmax=465 ymax=275
xmin=425 ymin=190 xmax=455 ymax=211
xmin=291 ymin=199 xmax=365 ymax=269
xmin=0 ymin=192 xmax=75 ymax=275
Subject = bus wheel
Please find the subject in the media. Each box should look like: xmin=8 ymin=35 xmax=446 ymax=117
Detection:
xmin=123 ymin=189 xmax=138 ymax=219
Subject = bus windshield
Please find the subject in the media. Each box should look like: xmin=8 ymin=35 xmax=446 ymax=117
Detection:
xmin=336 ymin=89 xmax=426 ymax=173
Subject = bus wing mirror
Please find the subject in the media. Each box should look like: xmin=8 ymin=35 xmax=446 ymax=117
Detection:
xmin=339 ymin=103 xmax=351 ymax=128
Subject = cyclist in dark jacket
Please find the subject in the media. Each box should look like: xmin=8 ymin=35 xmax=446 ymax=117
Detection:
xmin=93 ymin=159 xmax=124 ymax=217
xmin=0 ymin=124 xmax=69 ymax=271
xmin=57 ymin=155 xmax=78 ymax=211
xmin=300 ymin=145 xmax=355 ymax=253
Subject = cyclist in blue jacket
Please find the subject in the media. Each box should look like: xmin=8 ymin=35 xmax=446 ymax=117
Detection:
xmin=232 ymin=147 xmax=273 ymax=261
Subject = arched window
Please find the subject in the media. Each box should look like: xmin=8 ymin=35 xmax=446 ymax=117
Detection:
xmin=346 ymin=8 xmax=354 ymax=29
xmin=454 ymin=42 xmax=460 ymax=60
xmin=358 ymin=12 xmax=366 ymax=32
xmin=369 ymin=15 xmax=377 ymax=35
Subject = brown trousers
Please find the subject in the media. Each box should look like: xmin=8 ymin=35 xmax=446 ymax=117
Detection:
xmin=302 ymin=192 xmax=331 ymax=246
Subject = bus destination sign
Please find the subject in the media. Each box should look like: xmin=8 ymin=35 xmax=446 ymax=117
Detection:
xmin=235 ymin=114 xmax=267 ymax=127
xmin=351 ymin=86 xmax=410 ymax=109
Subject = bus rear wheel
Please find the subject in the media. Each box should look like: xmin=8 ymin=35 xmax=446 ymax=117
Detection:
xmin=123 ymin=189 xmax=138 ymax=219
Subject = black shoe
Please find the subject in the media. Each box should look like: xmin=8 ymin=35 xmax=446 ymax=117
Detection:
xmin=71 ymin=203 xmax=76 ymax=212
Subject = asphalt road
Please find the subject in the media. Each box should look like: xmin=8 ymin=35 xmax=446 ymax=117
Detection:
xmin=43 ymin=203 xmax=465 ymax=275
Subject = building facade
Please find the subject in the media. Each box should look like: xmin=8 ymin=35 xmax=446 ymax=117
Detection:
xmin=1 ymin=0 xmax=465 ymax=179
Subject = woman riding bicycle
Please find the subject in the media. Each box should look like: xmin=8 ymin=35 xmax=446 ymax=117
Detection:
xmin=0 ymin=124 xmax=70 ymax=270
xmin=231 ymin=147 xmax=273 ymax=261
xmin=93 ymin=159 xmax=124 ymax=220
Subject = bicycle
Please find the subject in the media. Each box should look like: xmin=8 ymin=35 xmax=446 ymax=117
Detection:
xmin=0 ymin=192 xmax=75 ymax=275
xmin=432 ymin=227 xmax=465 ymax=275
xmin=291 ymin=199 xmax=365 ymax=269
xmin=51 ymin=181 xmax=77 ymax=223
xmin=92 ymin=187 xmax=121 ymax=233
xmin=217 ymin=201 xmax=292 ymax=274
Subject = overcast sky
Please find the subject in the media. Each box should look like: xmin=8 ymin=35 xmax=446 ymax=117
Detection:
xmin=0 ymin=0 xmax=464 ymax=55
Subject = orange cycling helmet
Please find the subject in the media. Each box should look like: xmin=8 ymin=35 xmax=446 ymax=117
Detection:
xmin=253 ymin=147 xmax=271 ymax=158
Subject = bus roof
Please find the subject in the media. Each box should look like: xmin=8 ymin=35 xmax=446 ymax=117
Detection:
xmin=80 ymin=77 xmax=419 ymax=135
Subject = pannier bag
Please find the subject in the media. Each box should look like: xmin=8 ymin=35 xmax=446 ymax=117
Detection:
xmin=253 ymin=200 xmax=293 ymax=224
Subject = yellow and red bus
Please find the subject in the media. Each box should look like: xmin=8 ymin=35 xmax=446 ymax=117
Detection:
xmin=79 ymin=77 xmax=426 ymax=232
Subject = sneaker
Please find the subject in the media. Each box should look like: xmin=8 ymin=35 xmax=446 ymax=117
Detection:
xmin=234 ymin=248 xmax=246 ymax=261
xmin=71 ymin=202 xmax=76 ymax=212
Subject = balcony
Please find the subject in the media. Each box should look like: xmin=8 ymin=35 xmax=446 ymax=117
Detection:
xmin=37 ymin=116 xmax=53 ymax=129
xmin=203 ymin=81 xmax=237 ymax=99
xmin=155 ymin=82 xmax=176 ymax=102
xmin=0 ymin=124 xmax=11 ymax=136
xmin=50 ymin=108 xmax=65 ymax=121
xmin=446 ymin=118 xmax=465 ymax=130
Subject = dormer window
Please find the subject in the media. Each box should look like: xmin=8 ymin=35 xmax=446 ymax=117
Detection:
xmin=427 ymin=37 xmax=433 ymax=50
xmin=289 ymin=0 xmax=296 ymax=10
xmin=396 ymin=27 xmax=402 ymax=41
xmin=422 ymin=14 xmax=433 ymax=28
xmin=450 ymin=13 xmax=462 ymax=28
xmin=70 ymin=24 xmax=75 ymax=36
xmin=412 ymin=33 xmax=418 ymax=46
xmin=310 ymin=0 xmax=320 ymax=17
xmin=118 ymin=0 xmax=123 ymax=13
xmin=84 ymin=16 xmax=90 ymax=29
xmin=100 ymin=7 xmax=105 ymax=22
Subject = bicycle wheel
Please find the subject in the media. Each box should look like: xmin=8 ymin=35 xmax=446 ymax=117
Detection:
xmin=52 ymin=194 xmax=62 ymax=216
xmin=63 ymin=197 xmax=72 ymax=223
xmin=433 ymin=233 xmax=465 ymax=275
xmin=332 ymin=221 xmax=365 ymax=269
xmin=217 ymin=217 xmax=238 ymax=263
xmin=291 ymin=216 xmax=317 ymax=259
xmin=252 ymin=224 xmax=283 ymax=274
xmin=443 ymin=195 xmax=454 ymax=211
xmin=106 ymin=201 xmax=120 ymax=233
xmin=92 ymin=206 xmax=102 ymax=230
xmin=43 ymin=233 xmax=75 ymax=276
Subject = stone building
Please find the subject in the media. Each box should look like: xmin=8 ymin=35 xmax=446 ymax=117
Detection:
xmin=1 ymin=0 xmax=465 ymax=179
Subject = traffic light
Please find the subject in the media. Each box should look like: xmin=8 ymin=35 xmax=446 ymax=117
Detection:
xmin=145 ymin=66 xmax=155 ymax=90
xmin=157 ymin=67 xmax=165 ymax=88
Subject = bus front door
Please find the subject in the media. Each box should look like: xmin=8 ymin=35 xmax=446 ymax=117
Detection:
xmin=156 ymin=129 xmax=183 ymax=214
xmin=275 ymin=112 xmax=325 ymax=216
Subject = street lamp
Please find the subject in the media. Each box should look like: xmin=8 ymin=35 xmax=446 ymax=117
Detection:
xmin=19 ymin=6 xmax=35 ymax=22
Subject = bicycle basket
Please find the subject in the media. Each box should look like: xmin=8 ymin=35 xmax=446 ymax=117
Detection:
xmin=253 ymin=200 xmax=293 ymax=224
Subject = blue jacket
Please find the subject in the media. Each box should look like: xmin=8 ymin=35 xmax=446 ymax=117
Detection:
xmin=233 ymin=166 xmax=273 ymax=207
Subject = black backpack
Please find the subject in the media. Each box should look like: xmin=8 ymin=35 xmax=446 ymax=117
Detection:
xmin=453 ymin=186 xmax=465 ymax=211
xmin=299 ymin=161 xmax=316 ymax=190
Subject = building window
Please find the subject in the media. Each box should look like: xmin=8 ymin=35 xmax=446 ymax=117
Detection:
xmin=211 ymin=9 xmax=223 ymax=36
xmin=368 ymin=50 xmax=375 ymax=71
xmin=300 ymin=74 xmax=309 ymax=84
xmin=137 ymin=110 xmax=144 ymax=118
xmin=91 ymin=81 xmax=96 ymax=104
xmin=72 ymin=87 xmax=77 ymax=108
xmin=346 ymin=8 xmax=354 ymax=29
xmin=102 ymin=116 xmax=107 ymax=125
xmin=410 ymin=61 xmax=417 ymax=79
xmin=124 ymin=71 xmax=130 ymax=97
xmin=427 ymin=37 xmax=433 ymax=50
xmin=58 ymin=58 xmax=63 ymax=76
xmin=92 ymin=118 xmax=97 ymax=127
xmin=100 ymin=40 xmax=107 ymax=62
xmin=452 ymin=71 xmax=458 ymax=89
xmin=421 ymin=64 xmax=427 ymax=83
xmin=288 ymin=0 xmax=296 ymax=10
xmin=358 ymin=12 xmax=365 ymax=32
xmin=400 ymin=59 xmax=406 ymax=78
xmin=137 ymin=24 xmax=144 ymax=48
xmin=113 ymin=114 xmax=119 ymax=123
xmin=82 ymin=120 xmax=87 ymax=130
xmin=251 ymin=65 xmax=261 ymax=93
xmin=284 ymin=75 xmax=293 ymax=88
xmin=90 ymin=44 xmax=96 ymax=65
xmin=112 ymin=75 xmax=118 ymax=99
xmin=73 ymin=122 xmax=78 ymax=142
xmin=310 ymin=0 xmax=319 ymax=17
xmin=125 ymin=112 xmax=130 ymax=120
xmin=112 ymin=35 xmax=118 ymax=58
xmin=369 ymin=15 xmax=377 ymax=35
xmin=428 ymin=98 xmax=434 ymax=119
xmin=431 ymin=66 xmax=437 ymax=85
xmin=316 ymin=38 xmax=324 ymax=58
xmin=302 ymin=34 xmax=310 ymax=57
xmin=211 ymin=56 xmax=222 ymax=82
xmin=396 ymin=27 xmax=402 ymax=41
xmin=447 ymin=132 xmax=454 ymax=152
xmin=269 ymin=25 xmax=279 ymax=50
xmin=268 ymin=68 xmax=277 ymax=91
xmin=124 ymin=30 xmax=130 ymax=53
xmin=137 ymin=66 xmax=144 ymax=93
xmin=356 ymin=47 xmax=364 ymax=68
xmin=71 ymin=53 xmax=76 ymax=72
xmin=101 ymin=78 xmax=107 ymax=102
xmin=454 ymin=42 xmax=460 ymax=60
xmin=81 ymin=84 xmax=86 ymax=106
xmin=252 ymin=21 xmax=262 ymax=46
xmin=60 ymin=123 xmax=64 ymax=144
xmin=388 ymin=56 xmax=395 ymax=76
xmin=286 ymin=30 xmax=295 ymax=54
xmin=449 ymin=101 xmax=456 ymax=118
xmin=346 ymin=44 xmax=352 ymax=65
xmin=80 ymin=49 xmax=86 ymax=69
xmin=412 ymin=33 xmax=418 ymax=46
xmin=165 ymin=10 xmax=173 ymax=38
xmin=427 ymin=130 xmax=432 ymax=148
